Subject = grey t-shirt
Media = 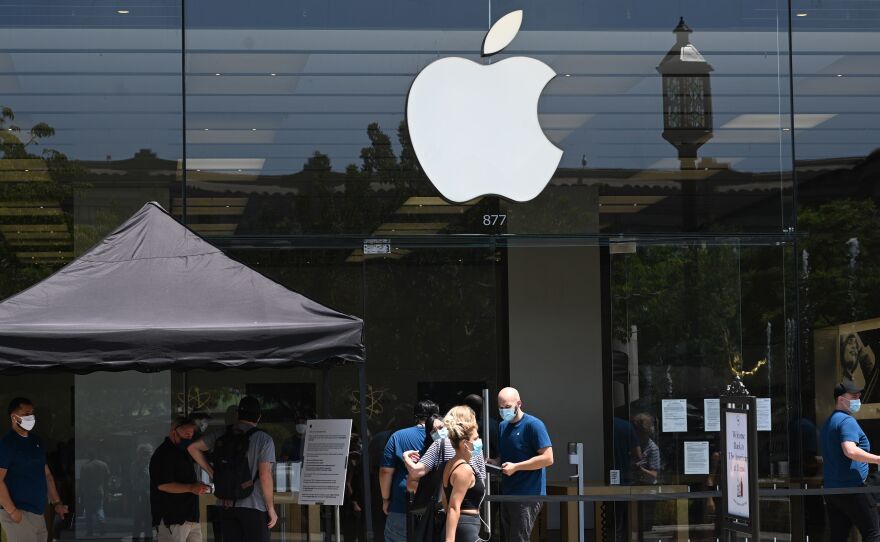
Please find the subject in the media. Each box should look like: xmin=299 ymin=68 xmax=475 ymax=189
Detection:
xmin=203 ymin=422 xmax=276 ymax=511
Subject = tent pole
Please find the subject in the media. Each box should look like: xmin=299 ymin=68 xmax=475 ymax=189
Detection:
xmin=358 ymin=361 xmax=373 ymax=541
xmin=322 ymin=366 xmax=332 ymax=417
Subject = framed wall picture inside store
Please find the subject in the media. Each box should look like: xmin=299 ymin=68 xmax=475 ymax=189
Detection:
xmin=815 ymin=318 xmax=880 ymax=421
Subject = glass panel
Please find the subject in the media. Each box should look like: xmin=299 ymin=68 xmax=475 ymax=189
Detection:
xmin=363 ymin=244 xmax=500 ymax=541
xmin=608 ymin=240 xmax=793 ymax=539
xmin=792 ymin=2 xmax=880 ymax=539
xmin=183 ymin=0 xmax=497 ymax=238
xmin=489 ymin=0 xmax=793 ymax=234
xmin=0 ymin=0 xmax=183 ymax=298
xmin=74 ymin=371 xmax=173 ymax=540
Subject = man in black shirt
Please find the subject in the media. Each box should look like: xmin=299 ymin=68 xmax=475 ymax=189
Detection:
xmin=149 ymin=416 xmax=210 ymax=542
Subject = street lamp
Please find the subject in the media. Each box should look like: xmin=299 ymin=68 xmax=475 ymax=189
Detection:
xmin=656 ymin=17 xmax=714 ymax=170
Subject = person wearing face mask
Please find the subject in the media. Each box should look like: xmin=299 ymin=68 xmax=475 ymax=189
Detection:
xmin=149 ymin=416 xmax=210 ymax=542
xmin=380 ymin=400 xmax=440 ymax=542
xmin=189 ymin=396 xmax=277 ymax=542
xmin=403 ymin=407 xmax=486 ymax=542
xmin=402 ymin=408 xmax=486 ymax=487
xmin=0 ymin=397 xmax=68 ymax=542
xmin=821 ymin=379 xmax=880 ymax=542
xmin=441 ymin=408 xmax=484 ymax=542
xmin=281 ymin=415 xmax=309 ymax=463
xmin=494 ymin=387 xmax=553 ymax=542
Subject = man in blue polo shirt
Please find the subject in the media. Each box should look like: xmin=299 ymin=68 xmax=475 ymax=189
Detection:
xmin=379 ymin=400 xmax=439 ymax=542
xmin=497 ymin=387 xmax=553 ymax=542
xmin=820 ymin=379 xmax=880 ymax=542
xmin=0 ymin=397 xmax=69 ymax=542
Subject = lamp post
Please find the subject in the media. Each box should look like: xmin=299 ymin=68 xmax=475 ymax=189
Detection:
xmin=656 ymin=17 xmax=714 ymax=171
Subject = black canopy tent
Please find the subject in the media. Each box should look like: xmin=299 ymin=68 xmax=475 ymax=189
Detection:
xmin=0 ymin=202 xmax=374 ymax=536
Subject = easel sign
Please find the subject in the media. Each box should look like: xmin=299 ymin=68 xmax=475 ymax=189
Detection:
xmin=720 ymin=395 xmax=759 ymax=540
xmin=299 ymin=419 xmax=352 ymax=506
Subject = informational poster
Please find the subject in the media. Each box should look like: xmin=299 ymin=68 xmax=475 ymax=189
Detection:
xmin=756 ymin=398 xmax=771 ymax=431
xmin=704 ymin=399 xmax=721 ymax=432
xmin=684 ymin=441 xmax=710 ymax=475
xmin=725 ymin=411 xmax=750 ymax=519
xmin=662 ymin=399 xmax=688 ymax=432
xmin=299 ymin=419 xmax=352 ymax=506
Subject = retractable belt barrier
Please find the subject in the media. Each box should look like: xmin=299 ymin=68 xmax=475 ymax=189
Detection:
xmin=484 ymin=485 xmax=880 ymax=503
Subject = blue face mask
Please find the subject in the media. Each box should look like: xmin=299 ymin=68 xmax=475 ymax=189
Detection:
xmin=431 ymin=428 xmax=449 ymax=441
xmin=499 ymin=406 xmax=517 ymax=422
xmin=472 ymin=439 xmax=483 ymax=457
xmin=177 ymin=438 xmax=192 ymax=452
xmin=850 ymin=399 xmax=862 ymax=414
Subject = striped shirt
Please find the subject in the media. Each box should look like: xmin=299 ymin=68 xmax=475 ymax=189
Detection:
xmin=418 ymin=439 xmax=487 ymax=482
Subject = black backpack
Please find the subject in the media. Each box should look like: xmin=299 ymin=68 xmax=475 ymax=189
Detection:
xmin=408 ymin=440 xmax=449 ymax=542
xmin=212 ymin=426 xmax=262 ymax=501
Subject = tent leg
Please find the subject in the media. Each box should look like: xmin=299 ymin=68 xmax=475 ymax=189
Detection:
xmin=322 ymin=366 xmax=332 ymax=417
xmin=358 ymin=362 xmax=374 ymax=542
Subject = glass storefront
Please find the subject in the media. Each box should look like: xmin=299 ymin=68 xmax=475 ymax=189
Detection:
xmin=1 ymin=0 xmax=879 ymax=539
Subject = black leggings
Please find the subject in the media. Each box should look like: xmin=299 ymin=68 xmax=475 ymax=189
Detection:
xmin=441 ymin=514 xmax=481 ymax=542
xmin=826 ymin=492 xmax=880 ymax=542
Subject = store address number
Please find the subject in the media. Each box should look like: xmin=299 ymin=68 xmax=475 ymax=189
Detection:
xmin=482 ymin=214 xmax=507 ymax=226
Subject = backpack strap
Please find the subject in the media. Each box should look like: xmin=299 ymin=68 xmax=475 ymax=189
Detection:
xmin=244 ymin=427 xmax=264 ymax=482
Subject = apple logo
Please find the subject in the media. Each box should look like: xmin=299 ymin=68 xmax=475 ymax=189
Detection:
xmin=406 ymin=10 xmax=563 ymax=203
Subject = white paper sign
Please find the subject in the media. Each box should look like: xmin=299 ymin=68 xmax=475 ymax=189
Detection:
xmin=704 ymin=399 xmax=721 ymax=432
xmin=757 ymin=398 xmax=771 ymax=432
xmin=662 ymin=399 xmax=688 ymax=432
xmin=725 ymin=411 xmax=750 ymax=519
xmin=609 ymin=470 xmax=620 ymax=485
xmin=299 ymin=419 xmax=352 ymax=506
xmin=684 ymin=441 xmax=710 ymax=475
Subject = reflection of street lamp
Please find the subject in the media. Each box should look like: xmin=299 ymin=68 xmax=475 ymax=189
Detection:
xmin=656 ymin=17 xmax=714 ymax=170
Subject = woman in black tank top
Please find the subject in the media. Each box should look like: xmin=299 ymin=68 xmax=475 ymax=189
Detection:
xmin=441 ymin=406 xmax=484 ymax=542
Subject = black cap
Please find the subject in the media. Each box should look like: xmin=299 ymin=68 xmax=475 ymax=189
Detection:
xmin=238 ymin=396 xmax=262 ymax=421
xmin=834 ymin=379 xmax=864 ymax=398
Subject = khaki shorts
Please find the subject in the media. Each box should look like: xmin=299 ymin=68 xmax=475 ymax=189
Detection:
xmin=0 ymin=509 xmax=48 ymax=542
xmin=157 ymin=520 xmax=202 ymax=542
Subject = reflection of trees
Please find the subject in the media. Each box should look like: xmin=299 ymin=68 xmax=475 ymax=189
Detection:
xmin=611 ymin=244 xmax=742 ymax=398
xmin=233 ymin=120 xmax=447 ymax=235
xmin=799 ymin=199 xmax=880 ymax=327
xmin=0 ymin=106 xmax=85 ymax=299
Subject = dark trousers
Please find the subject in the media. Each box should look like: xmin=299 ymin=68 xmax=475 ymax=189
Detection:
xmin=220 ymin=507 xmax=270 ymax=542
xmin=826 ymin=492 xmax=880 ymax=542
xmin=500 ymin=502 xmax=542 ymax=542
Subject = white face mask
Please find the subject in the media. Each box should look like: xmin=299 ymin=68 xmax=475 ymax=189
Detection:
xmin=295 ymin=424 xmax=307 ymax=435
xmin=17 ymin=415 xmax=35 ymax=432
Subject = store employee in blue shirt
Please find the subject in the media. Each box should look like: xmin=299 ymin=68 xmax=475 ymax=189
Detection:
xmin=380 ymin=400 xmax=439 ymax=542
xmin=820 ymin=380 xmax=880 ymax=542
xmin=496 ymin=387 xmax=553 ymax=542
xmin=0 ymin=397 xmax=68 ymax=542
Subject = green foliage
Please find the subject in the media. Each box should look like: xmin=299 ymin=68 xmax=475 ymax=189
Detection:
xmin=799 ymin=198 xmax=880 ymax=327
xmin=611 ymin=243 xmax=741 ymax=368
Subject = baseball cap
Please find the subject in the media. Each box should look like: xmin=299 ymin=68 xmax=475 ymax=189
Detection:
xmin=834 ymin=379 xmax=864 ymax=398
xmin=238 ymin=396 xmax=262 ymax=421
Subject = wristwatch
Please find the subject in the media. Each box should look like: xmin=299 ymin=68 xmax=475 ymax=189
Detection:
xmin=51 ymin=501 xmax=62 ymax=507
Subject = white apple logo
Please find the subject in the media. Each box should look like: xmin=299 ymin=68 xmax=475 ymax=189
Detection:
xmin=406 ymin=10 xmax=563 ymax=203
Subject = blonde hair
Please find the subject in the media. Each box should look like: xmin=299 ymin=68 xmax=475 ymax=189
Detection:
xmin=443 ymin=405 xmax=478 ymax=447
